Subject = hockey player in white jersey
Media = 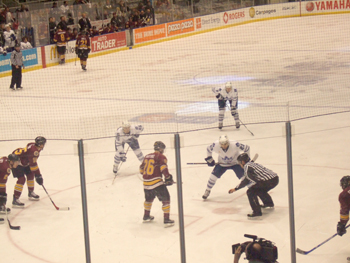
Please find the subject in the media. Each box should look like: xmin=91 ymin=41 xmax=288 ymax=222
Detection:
xmin=212 ymin=82 xmax=240 ymax=130
xmin=202 ymin=135 xmax=250 ymax=200
xmin=113 ymin=121 xmax=144 ymax=174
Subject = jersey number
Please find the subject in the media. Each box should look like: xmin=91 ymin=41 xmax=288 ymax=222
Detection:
xmin=143 ymin=159 xmax=154 ymax=175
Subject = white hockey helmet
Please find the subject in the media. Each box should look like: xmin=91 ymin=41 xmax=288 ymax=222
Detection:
xmin=121 ymin=121 xmax=131 ymax=129
xmin=225 ymin=82 xmax=233 ymax=90
xmin=219 ymin=135 xmax=230 ymax=146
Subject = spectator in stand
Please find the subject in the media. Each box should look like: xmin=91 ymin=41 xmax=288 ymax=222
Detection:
xmin=50 ymin=2 xmax=61 ymax=21
xmin=78 ymin=12 xmax=91 ymax=32
xmin=67 ymin=6 xmax=75 ymax=25
xmin=0 ymin=8 xmax=6 ymax=25
xmin=16 ymin=4 xmax=29 ymax=13
xmin=92 ymin=3 xmax=102 ymax=20
xmin=49 ymin=17 xmax=57 ymax=44
xmin=118 ymin=0 xmax=129 ymax=13
xmin=139 ymin=10 xmax=148 ymax=27
xmin=20 ymin=36 xmax=32 ymax=49
xmin=60 ymin=1 xmax=70 ymax=14
xmin=104 ymin=0 xmax=114 ymax=14
xmin=4 ymin=24 xmax=16 ymax=52
xmin=73 ymin=0 xmax=85 ymax=5
xmin=145 ymin=8 xmax=154 ymax=25
xmin=57 ymin=15 xmax=68 ymax=31
xmin=4 ymin=7 xmax=14 ymax=25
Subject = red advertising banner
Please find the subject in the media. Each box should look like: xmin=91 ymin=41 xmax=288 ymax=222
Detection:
xmin=134 ymin=24 xmax=167 ymax=44
xmin=91 ymin=32 xmax=126 ymax=53
xmin=167 ymin=18 xmax=195 ymax=37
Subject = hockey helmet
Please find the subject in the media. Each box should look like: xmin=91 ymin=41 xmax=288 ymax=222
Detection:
xmin=154 ymin=141 xmax=166 ymax=151
xmin=121 ymin=121 xmax=131 ymax=128
xmin=8 ymin=153 xmax=20 ymax=162
xmin=237 ymin=153 xmax=250 ymax=164
xmin=225 ymin=82 xmax=232 ymax=90
xmin=340 ymin=175 xmax=350 ymax=189
xmin=219 ymin=135 xmax=229 ymax=146
xmin=35 ymin=136 xmax=47 ymax=146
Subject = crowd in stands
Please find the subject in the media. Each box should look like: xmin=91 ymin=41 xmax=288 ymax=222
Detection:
xmin=0 ymin=0 xmax=156 ymax=51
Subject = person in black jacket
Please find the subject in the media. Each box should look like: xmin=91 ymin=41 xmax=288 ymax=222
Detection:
xmin=78 ymin=12 xmax=91 ymax=32
xmin=49 ymin=17 xmax=57 ymax=44
xmin=57 ymin=15 xmax=68 ymax=31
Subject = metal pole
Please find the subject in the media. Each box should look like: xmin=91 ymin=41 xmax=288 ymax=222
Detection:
xmin=174 ymin=133 xmax=186 ymax=263
xmin=78 ymin=139 xmax=92 ymax=263
xmin=286 ymin=122 xmax=297 ymax=263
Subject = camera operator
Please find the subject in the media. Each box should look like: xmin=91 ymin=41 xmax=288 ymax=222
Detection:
xmin=234 ymin=242 xmax=265 ymax=263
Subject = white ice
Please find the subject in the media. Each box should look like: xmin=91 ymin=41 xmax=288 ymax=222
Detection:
xmin=1 ymin=13 xmax=350 ymax=263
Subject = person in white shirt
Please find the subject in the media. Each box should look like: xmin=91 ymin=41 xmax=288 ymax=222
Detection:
xmin=20 ymin=37 xmax=32 ymax=49
xmin=202 ymin=135 xmax=250 ymax=200
xmin=60 ymin=1 xmax=70 ymax=14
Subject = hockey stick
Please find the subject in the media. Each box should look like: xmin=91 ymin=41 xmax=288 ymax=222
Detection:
xmin=296 ymin=223 xmax=350 ymax=255
xmin=187 ymin=153 xmax=259 ymax=165
xmin=5 ymin=206 xmax=20 ymax=230
xmin=239 ymin=118 xmax=254 ymax=136
xmin=42 ymin=185 xmax=70 ymax=211
xmin=112 ymin=146 xmax=130 ymax=185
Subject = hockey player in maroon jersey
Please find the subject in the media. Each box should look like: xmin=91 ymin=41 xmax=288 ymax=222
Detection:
xmin=139 ymin=141 xmax=175 ymax=227
xmin=11 ymin=136 xmax=46 ymax=208
xmin=337 ymin=175 xmax=350 ymax=236
xmin=53 ymin=25 xmax=70 ymax=64
xmin=0 ymin=154 xmax=20 ymax=217
xmin=75 ymin=29 xmax=91 ymax=71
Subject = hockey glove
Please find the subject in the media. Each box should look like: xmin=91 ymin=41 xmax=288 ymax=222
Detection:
xmin=164 ymin=174 xmax=174 ymax=186
xmin=216 ymin=94 xmax=223 ymax=100
xmin=0 ymin=192 xmax=7 ymax=205
xmin=87 ymin=48 xmax=91 ymax=53
xmin=205 ymin=156 xmax=215 ymax=167
xmin=120 ymin=152 xmax=127 ymax=162
xmin=35 ymin=174 xmax=43 ymax=185
xmin=2 ymin=51 xmax=7 ymax=56
xmin=337 ymin=222 xmax=347 ymax=236
xmin=75 ymin=48 xmax=78 ymax=54
xmin=132 ymin=134 xmax=140 ymax=138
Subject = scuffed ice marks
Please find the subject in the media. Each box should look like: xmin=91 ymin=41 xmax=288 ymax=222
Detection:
xmin=250 ymin=74 xmax=326 ymax=88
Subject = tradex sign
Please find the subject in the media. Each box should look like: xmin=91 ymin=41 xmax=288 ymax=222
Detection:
xmin=91 ymin=32 xmax=126 ymax=53
xmin=167 ymin=18 xmax=195 ymax=36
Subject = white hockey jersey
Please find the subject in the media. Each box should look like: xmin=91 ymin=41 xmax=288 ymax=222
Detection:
xmin=207 ymin=140 xmax=250 ymax=167
xmin=21 ymin=41 xmax=33 ymax=50
xmin=212 ymin=86 xmax=238 ymax=101
xmin=115 ymin=124 xmax=143 ymax=152
xmin=4 ymin=30 xmax=16 ymax=48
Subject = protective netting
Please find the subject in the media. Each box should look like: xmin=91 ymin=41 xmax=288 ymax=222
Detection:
xmin=1 ymin=13 xmax=350 ymax=140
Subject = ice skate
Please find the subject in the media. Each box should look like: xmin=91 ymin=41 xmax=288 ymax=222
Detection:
xmin=164 ymin=218 xmax=175 ymax=228
xmin=28 ymin=191 xmax=40 ymax=201
xmin=10 ymin=86 xmax=15 ymax=91
xmin=260 ymin=204 xmax=274 ymax=209
xmin=218 ymin=122 xmax=223 ymax=130
xmin=113 ymin=164 xmax=118 ymax=174
xmin=16 ymin=86 xmax=23 ymax=90
xmin=0 ymin=205 xmax=11 ymax=214
xmin=12 ymin=195 xmax=25 ymax=208
xmin=202 ymin=189 xmax=210 ymax=200
xmin=143 ymin=215 xmax=155 ymax=222
xmin=0 ymin=218 xmax=4 ymax=224
xmin=235 ymin=121 xmax=240 ymax=129
xmin=247 ymin=211 xmax=262 ymax=219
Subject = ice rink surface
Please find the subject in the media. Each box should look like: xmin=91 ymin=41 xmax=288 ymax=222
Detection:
xmin=1 ymin=13 xmax=350 ymax=263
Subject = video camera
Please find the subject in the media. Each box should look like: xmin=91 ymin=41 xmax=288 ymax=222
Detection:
xmin=232 ymin=234 xmax=278 ymax=263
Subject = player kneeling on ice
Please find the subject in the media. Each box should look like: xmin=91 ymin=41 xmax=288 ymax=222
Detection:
xmin=0 ymin=154 xmax=20 ymax=216
xmin=228 ymin=153 xmax=279 ymax=218
xmin=113 ymin=121 xmax=144 ymax=174
xmin=11 ymin=136 xmax=46 ymax=208
xmin=202 ymin=135 xmax=250 ymax=200
xmin=139 ymin=141 xmax=175 ymax=227
xmin=212 ymin=82 xmax=240 ymax=130
xmin=336 ymin=175 xmax=350 ymax=236
xmin=75 ymin=29 xmax=91 ymax=71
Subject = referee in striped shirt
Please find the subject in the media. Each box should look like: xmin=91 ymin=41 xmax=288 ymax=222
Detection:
xmin=228 ymin=153 xmax=279 ymax=218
